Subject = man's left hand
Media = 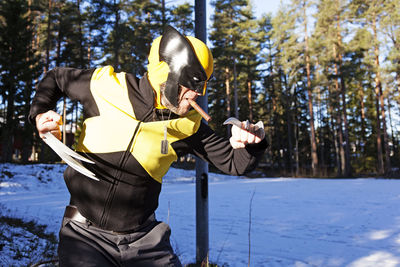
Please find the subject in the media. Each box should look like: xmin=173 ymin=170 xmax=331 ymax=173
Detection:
xmin=229 ymin=121 xmax=265 ymax=149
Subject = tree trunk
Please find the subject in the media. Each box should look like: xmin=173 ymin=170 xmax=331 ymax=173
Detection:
xmin=114 ymin=0 xmax=120 ymax=68
xmin=77 ymin=0 xmax=84 ymax=68
xmin=397 ymin=74 xmax=400 ymax=98
xmin=87 ymin=33 xmax=92 ymax=66
xmin=2 ymin=120 xmax=14 ymax=162
xmin=303 ymin=1 xmax=318 ymax=176
xmin=316 ymin=62 xmax=325 ymax=176
xmin=359 ymin=82 xmax=366 ymax=155
xmin=63 ymin=97 xmax=67 ymax=145
xmin=387 ymin=93 xmax=396 ymax=162
xmin=45 ymin=0 xmax=52 ymax=73
xmin=378 ymin=78 xmax=391 ymax=173
xmin=332 ymin=43 xmax=346 ymax=176
xmin=225 ymin=67 xmax=231 ymax=118
xmin=233 ymin=57 xmax=239 ymax=118
xmin=161 ymin=0 xmax=166 ymax=27
xmin=56 ymin=3 xmax=62 ymax=67
xmin=331 ymin=76 xmax=344 ymax=177
xmin=294 ymin=94 xmax=300 ymax=176
xmin=247 ymin=79 xmax=253 ymax=122
xmin=336 ymin=2 xmax=351 ymax=176
xmin=2 ymin=77 xmax=16 ymax=162
xmin=286 ymin=98 xmax=294 ymax=176
xmin=284 ymin=74 xmax=294 ymax=176
xmin=225 ymin=67 xmax=231 ymax=136
xmin=328 ymin=98 xmax=341 ymax=176
xmin=373 ymin=12 xmax=389 ymax=174
xmin=334 ymin=122 xmax=341 ymax=176
xmin=374 ymin=94 xmax=384 ymax=175
xmin=22 ymin=0 xmax=34 ymax=163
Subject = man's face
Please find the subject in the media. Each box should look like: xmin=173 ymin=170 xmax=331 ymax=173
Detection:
xmin=160 ymin=83 xmax=201 ymax=116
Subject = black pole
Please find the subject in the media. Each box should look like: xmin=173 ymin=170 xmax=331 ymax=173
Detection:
xmin=194 ymin=0 xmax=209 ymax=264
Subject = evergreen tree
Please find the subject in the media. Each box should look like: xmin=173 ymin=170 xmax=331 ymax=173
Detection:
xmin=314 ymin=0 xmax=354 ymax=176
xmin=291 ymin=0 xmax=319 ymax=176
xmin=235 ymin=0 xmax=262 ymax=122
xmin=127 ymin=0 xmax=172 ymax=76
xmin=257 ymin=13 xmax=276 ymax=170
xmin=0 ymin=0 xmax=40 ymax=162
xmin=346 ymin=28 xmax=377 ymax=173
xmin=83 ymin=0 xmax=109 ymax=67
xmin=270 ymin=4 xmax=308 ymax=174
xmin=381 ymin=0 xmax=400 ymax=111
xmin=349 ymin=0 xmax=390 ymax=175
xmin=170 ymin=2 xmax=194 ymax=35
xmin=209 ymin=0 xmax=246 ymax=134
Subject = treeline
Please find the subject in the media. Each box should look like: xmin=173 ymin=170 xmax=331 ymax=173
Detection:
xmin=0 ymin=0 xmax=399 ymax=177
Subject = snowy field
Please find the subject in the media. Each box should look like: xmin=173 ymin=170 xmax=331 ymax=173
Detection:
xmin=1 ymin=163 xmax=400 ymax=266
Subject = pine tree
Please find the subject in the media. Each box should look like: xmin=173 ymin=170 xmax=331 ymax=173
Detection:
xmin=235 ymin=1 xmax=262 ymax=122
xmin=257 ymin=14 xmax=276 ymax=170
xmin=381 ymin=0 xmax=400 ymax=168
xmin=84 ymin=0 xmax=108 ymax=65
xmin=270 ymin=3 xmax=310 ymax=174
xmin=21 ymin=0 xmax=43 ymax=162
xmin=291 ymin=0 xmax=320 ymax=176
xmin=0 ymin=0 xmax=40 ymax=162
xmin=209 ymin=0 xmax=249 ymax=135
xmin=170 ymin=2 xmax=194 ymax=35
xmin=314 ymin=0 xmax=355 ymax=176
xmin=349 ymin=0 xmax=390 ymax=175
xmin=346 ymin=28 xmax=377 ymax=173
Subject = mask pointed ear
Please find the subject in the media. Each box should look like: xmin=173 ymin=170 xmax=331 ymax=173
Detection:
xmin=159 ymin=26 xmax=207 ymax=107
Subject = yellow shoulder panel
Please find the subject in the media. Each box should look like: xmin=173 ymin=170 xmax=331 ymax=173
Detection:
xmin=90 ymin=66 xmax=136 ymax=119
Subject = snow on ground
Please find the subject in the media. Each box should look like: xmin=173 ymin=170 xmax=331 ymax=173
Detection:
xmin=1 ymin=163 xmax=400 ymax=266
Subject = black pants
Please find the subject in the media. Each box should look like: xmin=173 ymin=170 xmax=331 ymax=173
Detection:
xmin=58 ymin=217 xmax=182 ymax=267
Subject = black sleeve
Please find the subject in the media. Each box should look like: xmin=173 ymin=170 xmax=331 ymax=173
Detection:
xmin=172 ymin=122 xmax=268 ymax=176
xmin=29 ymin=67 xmax=96 ymax=126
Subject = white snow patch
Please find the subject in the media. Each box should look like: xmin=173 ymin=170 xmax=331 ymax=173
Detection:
xmin=1 ymin=163 xmax=400 ymax=266
xmin=348 ymin=251 xmax=400 ymax=267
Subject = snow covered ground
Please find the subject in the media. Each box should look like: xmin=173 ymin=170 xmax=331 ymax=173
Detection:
xmin=1 ymin=163 xmax=400 ymax=266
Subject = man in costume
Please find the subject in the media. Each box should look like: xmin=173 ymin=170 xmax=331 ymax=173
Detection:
xmin=29 ymin=26 xmax=267 ymax=266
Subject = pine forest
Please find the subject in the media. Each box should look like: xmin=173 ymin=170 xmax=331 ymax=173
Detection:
xmin=1 ymin=0 xmax=400 ymax=178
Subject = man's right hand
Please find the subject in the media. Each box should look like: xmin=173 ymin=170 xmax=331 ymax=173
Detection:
xmin=35 ymin=110 xmax=62 ymax=140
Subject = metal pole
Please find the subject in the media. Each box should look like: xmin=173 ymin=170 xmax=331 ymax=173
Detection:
xmin=194 ymin=0 xmax=209 ymax=264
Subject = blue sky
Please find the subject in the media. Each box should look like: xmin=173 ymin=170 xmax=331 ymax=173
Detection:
xmin=251 ymin=0 xmax=282 ymax=17
xmin=172 ymin=0 xmax=282 ymax=23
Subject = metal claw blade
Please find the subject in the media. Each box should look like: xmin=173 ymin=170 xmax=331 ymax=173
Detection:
xmin=223 ymin=117 xmax=250 ymax=130
xmin=43 ymin=132 xmax=94 ymax=163
xmin=223 ymin=117 xmax=264 ymax=135
xmin=223 ymin=117 xmax=243 ymax=128
xmin=42 ymin=132 xmax=98 ymax=181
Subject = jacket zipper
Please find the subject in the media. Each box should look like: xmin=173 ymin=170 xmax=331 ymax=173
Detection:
xmin=99 ymin=121 xmax=141 ymax=227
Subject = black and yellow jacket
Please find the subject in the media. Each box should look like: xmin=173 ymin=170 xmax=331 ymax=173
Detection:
xmin=29 ymin=66 xmax=267 ymax=232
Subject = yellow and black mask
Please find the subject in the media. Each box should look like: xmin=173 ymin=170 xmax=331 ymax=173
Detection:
xmin=147 ymin=26 xmax=213 ymax=109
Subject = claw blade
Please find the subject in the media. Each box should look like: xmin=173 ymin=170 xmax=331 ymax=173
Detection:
xmin=223 ymin=117 xmax=242 ymax=128
xmin=43 ymin=132 xmax=94 ymax=163
xmin=42 ymin=132 xmax=98 ymax=181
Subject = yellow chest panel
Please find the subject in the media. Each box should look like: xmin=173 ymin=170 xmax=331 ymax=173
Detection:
xmin=76 ymin=66 xmax=202 ymax=183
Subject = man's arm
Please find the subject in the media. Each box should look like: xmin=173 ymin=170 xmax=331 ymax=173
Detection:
xmin=29 ymin=67 xmax=96 ymax=133
xmin=29 ymin=67 xmax=95 ymax=125
xmin=174 ymin=122 xmax=267 ymax=176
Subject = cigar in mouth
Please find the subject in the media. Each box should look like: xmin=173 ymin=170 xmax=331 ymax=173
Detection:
xmin=188 ymin=99 xmax=212 ymax=122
